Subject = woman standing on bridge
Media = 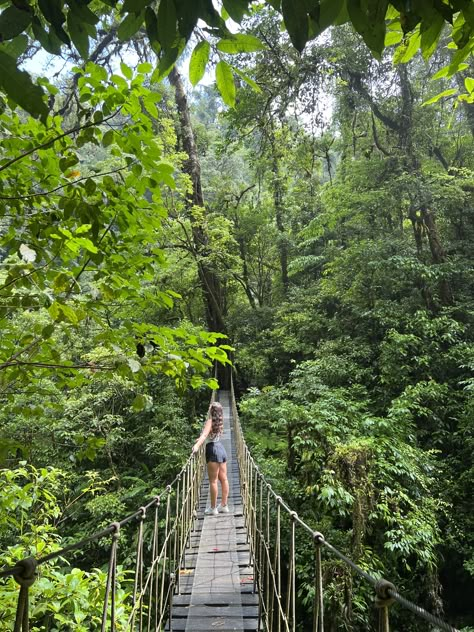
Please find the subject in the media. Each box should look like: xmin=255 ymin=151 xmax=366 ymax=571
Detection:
xmin=192 ymin=401 xmax=229 ymax=515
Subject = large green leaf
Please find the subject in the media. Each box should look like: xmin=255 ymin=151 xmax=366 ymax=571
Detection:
xmin=0 ymin=51 xmax=48 ymax=121
xmin=281 ymin=0 xmax=308 ymax=52
xmin=215 ymin=59 xmax=236 ymax=107
xmin=38 ymin=0 xmax=65 ymax=26
xmin=452 ymin=12 xmax=471 ymax=49
xmin=145 ymin=6 xmax=161 ymax=53
xmin=384 ymin=29 xmax=403 ymax=46
xmin=222 ymin=0 xmax=248 ymax=23
xmin=38 ymin=0 xmax=70 ymax=43
xmin=422 ymin=87 xmax=458 ymax=106
xmin=0 ymin=5 xmax=32 ymax=41
xmin=347 ymin=0 xmax=388 ymax=57
xmin=118 ymin=11 xmax=145 ymax=41
xmin=157 ymin=0 xmax=177 ymax=49
xmin=0 ymin=34 xmax=28 ymax=59
xmin=174 ymin=0 xmax=200 ymax=40
xmin=68 ymin=0 xmax=99 ymax=25
xmin=346 ymin=1 xmax=366 ymax=35
xmin=152 ymin=41 xmax=184 ymax=81
xmin=233 ymin=66 xmax=261 ymax=92
xmin=447 ymin=43 xmax=472 ymax=76
xmin=198 ymin=0 xmax=227 ymax=30
xmin=32 ymin=17 xmax=63 ymax=55
xmin=420 ymin=11 xmax=444 ymax=60
xmin=67 ymin=11 xmax=89 ymax=58
xmin=189 ymin=40 xmax=210 ymax=86
xmin=123 ymin=0 xmax=151 ymax=13
xmin=319 ymin=0 xmax=345 ymax=31
xmin=216 ymin=33 xmax=265 ymax=53
xmin=393 ymin=28 xmax=420 ymax=63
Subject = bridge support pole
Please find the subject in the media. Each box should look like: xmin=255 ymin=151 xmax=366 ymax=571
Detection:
xmin=375 ymin=579 xmax=396 ymax=632
xmin=313 ymin=533 xmax=324 ymax=632
xmin=13 ymin=557 xmax=37 ymax=632
xmin=101 ymin=523 xmax=120 ymax=632
xmin=168 ymin=573 xmax=175 ymax=632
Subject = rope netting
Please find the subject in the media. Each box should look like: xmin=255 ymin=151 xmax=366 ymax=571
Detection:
xmin=230 ymin=378 xmax=460 ymax=632
xmin=0 ymin=383 xmax=462 ymax=632
xmin=0 ymin=441 xmax=206 ymax=631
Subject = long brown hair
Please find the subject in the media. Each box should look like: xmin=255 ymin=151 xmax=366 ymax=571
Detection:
xmin=209 ymin=402 xmax=224 ymax=437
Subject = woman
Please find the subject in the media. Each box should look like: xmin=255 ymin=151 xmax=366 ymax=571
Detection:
xmin=192 ymin=401 xmax=229 ymax=515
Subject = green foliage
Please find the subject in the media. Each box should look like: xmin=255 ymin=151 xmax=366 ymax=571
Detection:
xmin=0 ymin=464 xmax=131 ymax=631
xmin=0 ymin=3 xmax=473 ymax=629
xmin=0 ymin=60 xmax=229 ymax=394
xmin=189 ymin=41 xmax=211 ymax=87
xmin=220 ymin=20 xmax=474 ymax=626
xmin=0 ymin=1 xmax=471 ymax=118
xmin=239 ymin=368 xmax=444 ymax=627
xmin=215 ymin=60 xmax=236 ymax=107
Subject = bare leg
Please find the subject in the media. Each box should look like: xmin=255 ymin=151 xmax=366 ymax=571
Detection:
xmin=218 ymin=462 xmax=229 ymax=506
xmin=207 ymin=462 xmax=219 ymax=508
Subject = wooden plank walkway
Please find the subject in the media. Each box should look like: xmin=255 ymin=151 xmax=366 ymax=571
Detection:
xmin=169 ymin=391 xmax=259 ymax=631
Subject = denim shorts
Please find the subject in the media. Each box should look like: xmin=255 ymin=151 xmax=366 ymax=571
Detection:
xmin=206 ymin=441 xmax=227 ymax=463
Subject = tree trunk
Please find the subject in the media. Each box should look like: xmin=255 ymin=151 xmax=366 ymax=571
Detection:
xmin=397 ymin=64 xmax=416 ymax=163
xmin=397 ymin=67 xmax=454 ymax=307
xmin=421 ymin=206 xmax=454 ymax=306
xmin=287 ymin=422 xmax=296 ymax=474
xmin=237 ymin=235 xmax=257 ymax=309
xmin=169 ymin=67 xmax=227 ymax=333
xmin=269 ymin=122 xmax=289 ymax=295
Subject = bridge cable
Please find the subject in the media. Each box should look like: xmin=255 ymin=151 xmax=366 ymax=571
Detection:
xmin=1 ymin=438 xmax=207 ymax=630
xmin=230 ymin=377 xmax=459 ymax=632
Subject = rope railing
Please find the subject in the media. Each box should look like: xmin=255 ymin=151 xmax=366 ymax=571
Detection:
xmin=0 ymin=416 xmax=208 ymax=631
xmin=230 ymin=377 xmax=460 ymax=632
xmin=1 ymin=381 xmax=461 ymax=632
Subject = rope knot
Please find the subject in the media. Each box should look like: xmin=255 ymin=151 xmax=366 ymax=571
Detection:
xmin=110 ymin=522 xmax=121 ymax=540
xmin=154 ymin=495 xmax=161 ymax=507
xmin=138 ymin=506 xmax=146 ymax=521
xmin=289 ymin=511 xmax=298 ymax=521
xmin=313 ymin=531 xmax=324 ymax=544
xmin=13 ymin=557 xmax=37 ymax=589
xmin=375 ymin=579 xmax=396 ymax=608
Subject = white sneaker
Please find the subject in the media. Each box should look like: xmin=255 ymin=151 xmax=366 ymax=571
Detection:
xmin=217 ymin=504 xmax=229 ymax=513
xmin=204 ymin=506 xmax=218 ymax=516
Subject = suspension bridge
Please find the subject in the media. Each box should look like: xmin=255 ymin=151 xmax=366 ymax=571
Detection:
xmin=0 ymin=382 xmax=459 ymax=632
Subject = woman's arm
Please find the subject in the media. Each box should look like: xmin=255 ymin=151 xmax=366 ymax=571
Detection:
xmin=192 ymin=417 xmax=212 ymax=453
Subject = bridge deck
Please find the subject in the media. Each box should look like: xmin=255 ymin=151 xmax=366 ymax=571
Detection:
xmin=169 ymin=390 xmax=259 ymax=631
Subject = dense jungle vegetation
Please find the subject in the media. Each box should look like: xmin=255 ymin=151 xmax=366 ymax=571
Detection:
xmin=0 ymin=1 xmax=473 ymax=630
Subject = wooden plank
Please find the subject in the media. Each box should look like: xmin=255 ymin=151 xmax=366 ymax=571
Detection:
xmin=173 ymin=593 xmax=259 ymax=607
xmin=168 ymin=391 xmax=257 ymax=632
xmin=172 ymin=605 xmax=259 ymax=618
xmin=166 ymin=618 xmax=258 ymax=631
